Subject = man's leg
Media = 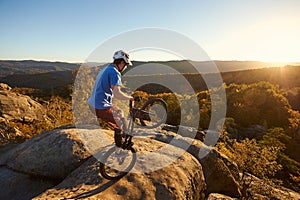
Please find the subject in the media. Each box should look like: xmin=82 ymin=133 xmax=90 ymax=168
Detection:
xmin=114 ymin=130 xmax=123 ymax=147
xmin=112 ymin=106 xmax=128 ymax=135
xmin=94 ymin=108 xmax=123 ymax=147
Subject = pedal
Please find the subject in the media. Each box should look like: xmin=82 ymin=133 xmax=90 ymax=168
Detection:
xmin=121 ymin=141 xmax=129 ymax=150
xmin=121 ymin=141 xmax=134 ymax=150
xmin=126 ymin=142 xmax=134 ymax=149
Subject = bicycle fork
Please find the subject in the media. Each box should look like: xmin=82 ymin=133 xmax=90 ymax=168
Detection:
xmin=121 ymin=113 xmax=135 ymax=150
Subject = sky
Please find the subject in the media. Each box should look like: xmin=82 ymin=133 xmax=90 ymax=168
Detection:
xmin=0 ymin=0 xmax=299 ymax=63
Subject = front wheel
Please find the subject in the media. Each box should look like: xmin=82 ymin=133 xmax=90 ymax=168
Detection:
xmin=100 ymin=146 xmax=136 ymax=180
xmin=139 ymin=98 xmax=167 ymax=129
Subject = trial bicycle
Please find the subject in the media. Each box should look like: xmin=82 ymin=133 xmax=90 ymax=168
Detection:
xmin=99 ymin=97 xmax=167 ymax=180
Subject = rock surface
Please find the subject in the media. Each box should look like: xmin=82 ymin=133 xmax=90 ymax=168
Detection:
xmin=34 ymin=136 xmax=206 ymax=200
xmin=1 ymin=125 xmax=299 ymax=199
xmin=207 ymin=193 xmax=237 ymax=200
xmin=1 ymin=126 xmax=91 ymax=179
xmin=0 ymin=83 xmax=50 ymax=144
xmin=0 ymin=167 xmax=57 ymax=200
xmin=1 ymin=126 xmax=207 ymax=200
xmin=242 ymin=173 xmax=300 ymax=200
xmin=0 ymin=116 xmax=22 ymax=143
xmin=0 ymin=83 xmax=12 ymax=91
xmin=0 ymin=85 xmax=48 ymax=123
xmin=151 ymin=128 xmax=241 ymax=197
xmin=199 ymin=149 xmax=241 ymax=197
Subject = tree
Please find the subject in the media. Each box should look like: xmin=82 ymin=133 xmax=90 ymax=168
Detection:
xmin=226 ymin=82 xmax=291 ymax=128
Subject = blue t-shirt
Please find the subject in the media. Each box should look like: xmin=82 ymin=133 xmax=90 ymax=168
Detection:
xmin=88 ymin=64 xmax=122 ymax=109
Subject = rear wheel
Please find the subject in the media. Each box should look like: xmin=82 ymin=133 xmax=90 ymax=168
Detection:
xmin=139 ymin=98 xmax=167 ymax=128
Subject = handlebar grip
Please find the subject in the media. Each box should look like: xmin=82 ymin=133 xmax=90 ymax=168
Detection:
xmin=129 ymin=96 xmax=142 ymax=108
xmin=134 ymin=96 xmax=142 ymax=102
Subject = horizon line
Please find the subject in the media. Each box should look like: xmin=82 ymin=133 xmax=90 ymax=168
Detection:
xmin=0 ymin=58 xmax=299 ymax=65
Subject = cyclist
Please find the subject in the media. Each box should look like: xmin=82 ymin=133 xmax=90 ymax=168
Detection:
xmin=88 ymin=50 xmax=134 ymax=156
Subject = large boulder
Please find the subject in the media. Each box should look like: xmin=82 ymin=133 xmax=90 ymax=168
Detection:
xmin=0 ymin=83 xmax=48 ymax=123
xmin=1 ymin=125 xmax=299 ymax=199
xmin=0 ymin=167 xmax=57 ymax=200
xmin=0 ymin=126 xmax=92 ymax=179
xmin=0 ymin=126 xmax=207 ymax=200
xmin=0 ymin=126 xmax=100 ymax=200
xmin=34 ymin=135 xmax=206 ymax=199
xmin=199 ymin=148 xmax=241 ymax=197
xmin=152 ymin=128 xmax=241 ymax=197
xmin=0 ymin=83 xmax=50 ymax=144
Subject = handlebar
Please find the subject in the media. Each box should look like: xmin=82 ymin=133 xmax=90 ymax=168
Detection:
xmin=134 ymin=96 xmax=142 ymax=102
xmin=129 ymin=96 xmax=142 ymax=109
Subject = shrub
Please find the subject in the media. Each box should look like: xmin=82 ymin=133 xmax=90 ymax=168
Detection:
xmin=226 ymin=82 xmax=292 ymax=128
xmin=228 ymin=139 xmax=282 ymax=199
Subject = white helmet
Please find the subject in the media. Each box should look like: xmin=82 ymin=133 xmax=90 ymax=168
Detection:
xmin=113 ymin=50 xmax=132 ymax=66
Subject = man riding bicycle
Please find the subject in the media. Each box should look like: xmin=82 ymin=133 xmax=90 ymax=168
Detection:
xmin=88 ymin=50 xmax=134 ymax=156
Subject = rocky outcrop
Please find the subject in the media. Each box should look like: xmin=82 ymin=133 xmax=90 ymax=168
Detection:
xmin=0 ymin=166 xmax=57 ymax=200
xmin=34 ymin=136 xmax=206 ymax=200
xmin=1 ymin=125 xmax=299 ymax=199
xmin=199 ymin=149 xmax=241 ymax=197
xmin=162 ymin=125 xmax=206 ymax=142
xmin=241 ymin=173 xmax=300 ymax=200
xmin=0 ymin=126 xmax=91 ymax=179
xmin=150 ymin=128 xmax=241 ymax=197
xmin=0 ymin=83 xmax=48 ymax=123
xmin=0 ymin=117 xmax=23 ymax=144
xmin=161 ymin=124 xmax=241 ymax=197
xmin=0 ymin=83 xmax=12 ymax=91
xmin=207 ymin=193 xmax=237 ymax=200
xmin=0 ymin=126 xmax=93 ymax=199
xmin=0 ymin=83 xmax=50 ymax=144
xmin=1 ymin=126 xmax=207 ymax=200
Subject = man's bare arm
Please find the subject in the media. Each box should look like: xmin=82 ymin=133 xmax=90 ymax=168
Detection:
xmin=112 ymin=85 xmax=133 ymax=101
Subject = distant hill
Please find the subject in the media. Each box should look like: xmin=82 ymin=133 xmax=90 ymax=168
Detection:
xmin=0 ymin=60 xmax=289 ymax=79
xmin=1 ymin=60 xmax=299 ymax=111
xmin=0 ymin=59 xmax=298 ymax=90
xmin=123 ymin=65 xmax=300 ymax=92
xmin=129 ymin=60 xmax=288 ymax=75
xmin=1 ymin=70 xmax=76 ymax=89
xmin=221 ymin=65 xmax=300 ymax=88
xmin=0 ymin=60 xmax=80 ymax=78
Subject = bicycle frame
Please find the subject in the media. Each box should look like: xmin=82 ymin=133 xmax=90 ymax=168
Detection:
xmin=121 ymin=100 xmax=135 ymax=150
xmin=100 ymin=97 xmax=167 ymax=180
xmin=121 ymin=98 xmax=167 ymax=149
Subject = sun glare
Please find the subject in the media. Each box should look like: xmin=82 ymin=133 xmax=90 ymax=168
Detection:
xmin=212 ymin=15 xmax=300 ymax=63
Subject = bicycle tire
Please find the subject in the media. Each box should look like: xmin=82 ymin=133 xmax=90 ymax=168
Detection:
xmin=100 ymin=146 xmax=136 ymax=180
xmin=139 ymin=98 xmax=167 ymax=129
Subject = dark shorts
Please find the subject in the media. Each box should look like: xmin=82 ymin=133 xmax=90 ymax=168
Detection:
xmin=90 ymin=106 xmax=125 ymax=147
